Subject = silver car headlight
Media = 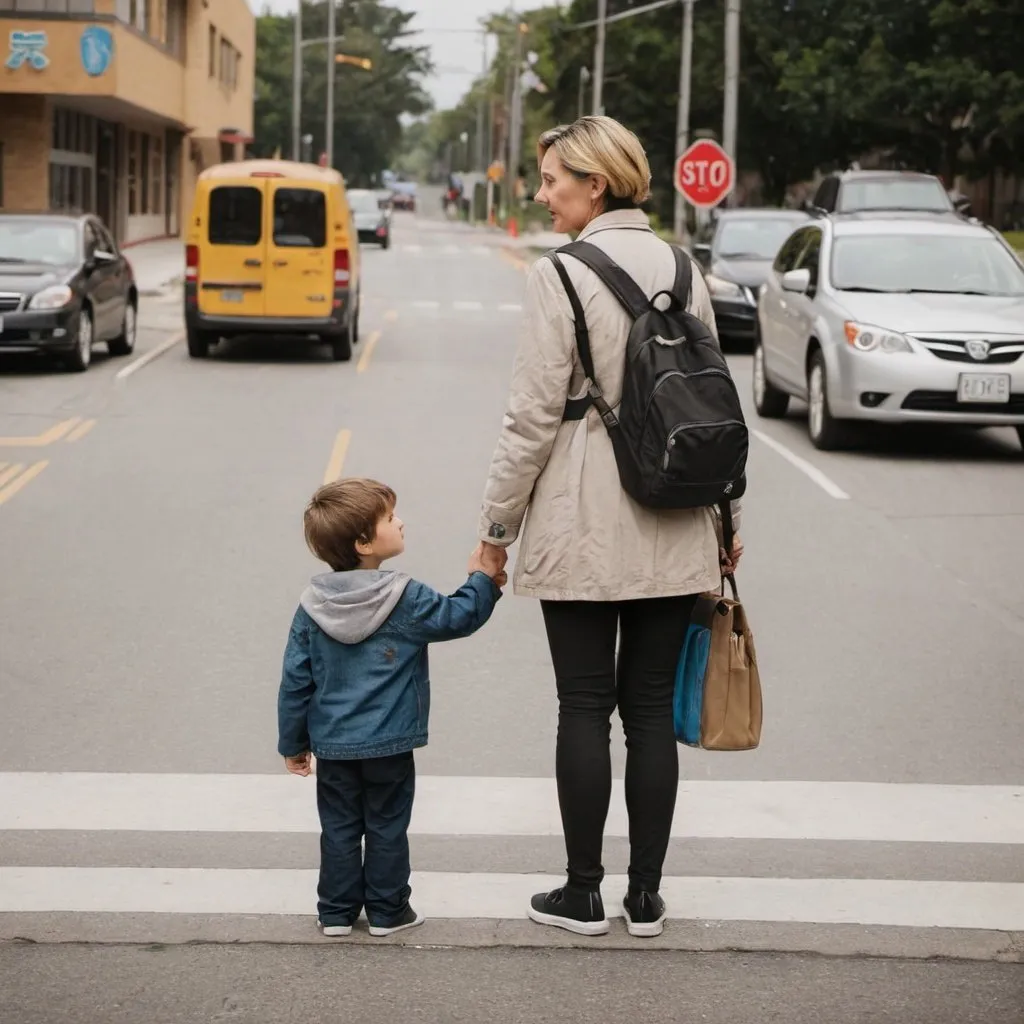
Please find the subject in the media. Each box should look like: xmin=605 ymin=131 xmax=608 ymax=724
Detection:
xmin=706 ymin=274 xmax=745 ymax=300
xmin=843 ymin=321 xmax=914 ymax=354
xmin=28 ymin=285 xmax=74 ymax=311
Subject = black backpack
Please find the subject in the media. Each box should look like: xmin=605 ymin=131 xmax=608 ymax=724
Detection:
xmin=547 ymin=239 xmax=748 ymax=549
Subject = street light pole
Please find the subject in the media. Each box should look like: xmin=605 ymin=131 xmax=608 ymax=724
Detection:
xmin=592 ymin=0 xmax=606 ymax=114
xmin=476 ymin=30 xmax=487 ymax=171
xmin=325 ymin=0 xmax=336 ymax=168
xmin=292 ymin=0 xmax=302 ymax=160
xmin=508 ymin=21 xmax=526 ymax=186
xmin=673 ymin=0 xmax=694 ymax=243
xmin=723 ymin=0 xmax=740 ymax=205
xmin=578 ymin=66 xmax=590 ymax=119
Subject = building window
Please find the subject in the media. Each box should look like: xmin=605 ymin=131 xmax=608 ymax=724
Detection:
xmin=165 ymin=0 xmax=186 ymax=59
xmin=209 ymin=25 xmax=217 ymax=77
xmin=128 ymin=0 xmax=148 ymax=33
xmin=151 ymin=134 xmax=164 ymax=216
xmin=128 ymin=130 xmax=138 ymax=215
xmin=140 ymin=135 xmax=150 ymax=214
xmin=0 ymin=143 xmax=4 ymax=208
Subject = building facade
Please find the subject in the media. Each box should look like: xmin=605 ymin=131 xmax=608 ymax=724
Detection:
xmin=0 ymin=0 xmax=254 ymax=244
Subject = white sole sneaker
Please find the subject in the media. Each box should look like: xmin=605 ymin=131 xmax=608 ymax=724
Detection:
xmin=317 ymin=921 xmax=353 ymax=937
xmin=623 ymin=907 xmax=667 ymax=937
xmin=527 ymin=905 xmax=611 ymax=937
xmin=368 ymin=911 xmax=425 ymax=937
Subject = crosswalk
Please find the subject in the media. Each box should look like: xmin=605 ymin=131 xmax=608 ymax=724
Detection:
xmin=2 ymin=772 xmax=1022 ymax=935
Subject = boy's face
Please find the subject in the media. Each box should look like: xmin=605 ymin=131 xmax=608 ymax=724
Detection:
xmin=359 ymin=506 xmax=405 ymax=564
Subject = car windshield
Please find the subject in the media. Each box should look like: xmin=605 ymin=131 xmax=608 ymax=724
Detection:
xmin=0 ymin=220 xmax=79 ymax=265
xmin=716 ymin=218 xmax=806 ymax=259
xmin=348 ymin=192 xmax=379 ymax=213
xmin=837 ymin=179 xmax=951 ymax=213
xmin=831 ymin=233 xmax=1024 ymax=296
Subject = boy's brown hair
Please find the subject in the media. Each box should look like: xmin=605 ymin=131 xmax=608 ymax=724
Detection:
xmin=304 ymin=477 xmax=397 ymax=571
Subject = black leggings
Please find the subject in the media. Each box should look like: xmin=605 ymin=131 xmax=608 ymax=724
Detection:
xmin=541 ymin=595 xmax=698 ymax=894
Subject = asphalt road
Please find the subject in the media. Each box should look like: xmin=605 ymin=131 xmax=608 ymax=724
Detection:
xmin=0 ymin=185 xmax=1022 ymax=1018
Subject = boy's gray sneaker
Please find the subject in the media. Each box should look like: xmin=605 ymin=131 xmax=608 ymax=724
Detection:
xmin=368 ymin=905 xmax=425 ymax=937
xmin=317 ymin=918 xmax=353 ymax=937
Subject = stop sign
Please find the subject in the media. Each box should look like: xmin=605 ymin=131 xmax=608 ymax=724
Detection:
xmin=675 ymin=140 xmax=735 ymax=208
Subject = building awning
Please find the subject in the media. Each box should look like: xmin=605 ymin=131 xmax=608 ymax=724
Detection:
xmin=218 ymin=128 xmax=254 ymax=145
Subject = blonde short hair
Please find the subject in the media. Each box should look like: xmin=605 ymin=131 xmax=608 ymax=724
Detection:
xmin=537 ymin=116 xmax=652 ymax=205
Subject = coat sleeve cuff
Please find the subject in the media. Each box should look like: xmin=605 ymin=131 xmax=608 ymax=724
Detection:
xmin=478 ymin=511 xmax=520 ymax=546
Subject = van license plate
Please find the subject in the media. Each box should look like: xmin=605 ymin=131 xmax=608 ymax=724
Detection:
xmin=957 ymin=373 xmax=1010 ymax=403
xmin=221 ymin=289 xmax=244 ymax=303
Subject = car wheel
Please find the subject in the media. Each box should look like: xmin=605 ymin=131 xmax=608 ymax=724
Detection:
xmin=329 ymin=318 xmax=353 ymax=362
xmin=64 ymin=308 xmax=93 ymax=372
xmin=107 ymin=301 xmax=137 ymax=356
xmin=186 ymin=327 xmax=210 ymax=359
xmin=753 ymin=340 xmax=790 ymax=418
xmin=807 ymin=349 xmax=850 ymax=450
xmin=1017 ymin=425 xmax=1024 ymax=452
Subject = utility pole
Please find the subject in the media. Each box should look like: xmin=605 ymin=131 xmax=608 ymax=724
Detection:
xmin=292 ymin=0 xmax=302 ymax=160
xmin=592 ymin=0 xmax=607 ymax=114
xmin=507 ymin=20 xmax=526 ymax=186
xmin=476 ymin=30 xmax=487 ymax=171
xmin=578 ymin=66 xmax=590 ymax=119
xmin=325 ymin=0 xmax=336 ymax=169
xmin=722 ymin=0 xmax=740 ymax=206
xmin=673 ymin=0 xmax=694 ymax=242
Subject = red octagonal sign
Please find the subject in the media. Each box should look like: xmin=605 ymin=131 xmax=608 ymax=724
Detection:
xmin=675 ymin=140 xmax=735 ymax=209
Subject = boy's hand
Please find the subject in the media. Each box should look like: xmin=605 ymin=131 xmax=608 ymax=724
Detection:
xmin=493 ymin=570 xmax=508 ymax=589
xmin=284 ymin=752 xmax=312 ymax=777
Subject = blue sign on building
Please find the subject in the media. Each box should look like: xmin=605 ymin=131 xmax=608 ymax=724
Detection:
xmin=80 ymin=25 xmax=114 ymax=77
xmin=6 ymin=30 xmax=50 ymax=71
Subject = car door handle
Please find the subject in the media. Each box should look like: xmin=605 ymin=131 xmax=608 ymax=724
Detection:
xmin=244 ymin=258 xmax=262 ymax=268
xmin=272 ymin=259 xmax=288 ymax=268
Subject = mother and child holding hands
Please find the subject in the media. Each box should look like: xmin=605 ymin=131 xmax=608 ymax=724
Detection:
xmin=277 ymin=115 xmax=745 ymax=940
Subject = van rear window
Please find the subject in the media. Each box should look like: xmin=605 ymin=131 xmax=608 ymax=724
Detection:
xmin=273 ymin=188 xmax=326 ymax=248
xmin=209 ymin=186 xmax=262 ymax=246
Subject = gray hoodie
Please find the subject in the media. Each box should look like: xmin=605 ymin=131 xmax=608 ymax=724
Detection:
xmin=299 ymin=569 xmax=412 ymax=644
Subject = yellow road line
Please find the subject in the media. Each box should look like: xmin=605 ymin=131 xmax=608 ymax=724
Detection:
xmin=356 ymin=330 xmax=382 ymax=374
xmin=323 ymin=429 xmax=352 ymax=484
xmin=65 ymin=419 xmax=97 ymax=443
xmin=0 ymin=418 xmax=80 ymax=448
xmin=0 ymin=461 xmax=48 ymax=507
xmin=0 ymin=463 xmax=24 ymax=488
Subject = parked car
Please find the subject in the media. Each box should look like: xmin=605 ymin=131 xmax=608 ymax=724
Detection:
xmin=808 ymin=170 xmax=955 ymax=216
xmin=692 ymin=208 xmax=810 ymax=343
xmin=0 ymin=212 xmax=137 ymax=372
xmin=348 ymin=188 xmax=391 ymax=248
xmin=754 ymin=212 xmax=1024 ymax=450
xmin=184 ymin=159 xmax=362 ymax=362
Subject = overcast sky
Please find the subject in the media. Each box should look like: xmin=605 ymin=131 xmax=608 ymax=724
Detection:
xmin=257 ymin=0 xmax=519 ymax=112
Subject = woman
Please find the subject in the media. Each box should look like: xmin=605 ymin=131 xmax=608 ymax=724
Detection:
xmin=475 ymin=116 xmax=743 ymax=938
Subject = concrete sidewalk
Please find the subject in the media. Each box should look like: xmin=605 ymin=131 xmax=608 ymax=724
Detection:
xmin=124 ymin=237 xmax=183 ymax=295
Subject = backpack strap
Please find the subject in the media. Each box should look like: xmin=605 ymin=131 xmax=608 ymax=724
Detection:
xmin=671 ymin=245 xmax=694 ymax=306
xmin=558 ymin=240 xmax=652 ymax=320
xmin=547 ymin=252 xmax=619 ymax=428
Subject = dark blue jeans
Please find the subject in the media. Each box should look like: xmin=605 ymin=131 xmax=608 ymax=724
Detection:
xmin=316 ymin=752 xmax=415 ymax=927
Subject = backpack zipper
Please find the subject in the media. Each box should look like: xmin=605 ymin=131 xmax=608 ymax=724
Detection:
xmin=644 ymin=367 xmax=735 ymax=424
xmin=662 ymin=419 xmax=747 ymax=470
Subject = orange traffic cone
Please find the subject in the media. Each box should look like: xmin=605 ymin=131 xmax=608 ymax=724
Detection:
xmin=507 ymin=217 xmax=519 ymax=239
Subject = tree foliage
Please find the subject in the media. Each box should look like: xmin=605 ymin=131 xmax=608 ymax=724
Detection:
xmin=252 ymin=0 xmax=433 ymax=185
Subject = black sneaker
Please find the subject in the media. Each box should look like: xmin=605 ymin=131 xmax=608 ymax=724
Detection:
xmin=527 ymin=886 xmax=610 ymax=936
xmin=368 ymin=904 xmax=425 ymax=937
xmin=623 ymin=890 xmax=667 ymax=937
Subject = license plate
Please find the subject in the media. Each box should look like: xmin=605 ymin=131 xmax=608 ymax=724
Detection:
xmin=957 ymin=373 xmax=1010 ymax=403
xmin=221 ymin=289 xmax=244 ymax=303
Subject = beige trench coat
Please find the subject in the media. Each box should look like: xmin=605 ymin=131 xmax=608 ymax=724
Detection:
xmin=478 ymin=209 xmax=742 ymax=602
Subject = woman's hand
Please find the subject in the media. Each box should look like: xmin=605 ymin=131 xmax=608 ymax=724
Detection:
xmin=719 ymin=534 xmax=744 ymax=574
xmin=469 ymin=541 xmax=508 ymax=578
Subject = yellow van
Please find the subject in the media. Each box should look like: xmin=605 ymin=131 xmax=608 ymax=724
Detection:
xmin=184 ymin=159 xmax=362 ymax=361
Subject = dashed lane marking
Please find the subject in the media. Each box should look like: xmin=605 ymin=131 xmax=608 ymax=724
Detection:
xmin=0 ymin=418 xmax=80 ymax=448
xmin=322 ymin=429 xmax=351 ymax=484
xmin=356 ymin=330 xmax=382 ymax=374
xmin=115 ymin=331 xmax=184 ymax=381
xmin=751 ymin=428 xmax=851 ymax=500
xmin=64 ymin=419 xmax=97 ymax=443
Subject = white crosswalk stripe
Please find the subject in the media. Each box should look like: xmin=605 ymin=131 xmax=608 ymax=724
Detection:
xmin=1 ymin=773 xmax=1022 ymax=933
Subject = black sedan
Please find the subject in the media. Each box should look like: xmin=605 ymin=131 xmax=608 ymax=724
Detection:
xmin=0 ymin=213 xmax=137 ymax=372
xmin=692 ymin=208 xmax=810 ymax=345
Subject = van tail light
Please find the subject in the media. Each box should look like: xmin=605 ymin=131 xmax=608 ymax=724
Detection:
xmin=185 ymin=244 xmax=199 ymax=283
xmin=334 ymin=249 xmax=350 ymax=286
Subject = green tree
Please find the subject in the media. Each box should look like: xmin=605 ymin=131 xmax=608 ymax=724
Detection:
xmin=252 ymin=0 xmax=433 ymax=184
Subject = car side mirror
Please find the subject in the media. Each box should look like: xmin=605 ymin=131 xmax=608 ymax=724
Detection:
xmin=781 ymin=268 xmax=811 ymax=294
xmin=692 ymin=242 xmax=712 ymax=266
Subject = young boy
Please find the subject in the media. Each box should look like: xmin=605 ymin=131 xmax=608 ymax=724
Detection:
xmin=277 ymin=477 xmax=505 ymax=938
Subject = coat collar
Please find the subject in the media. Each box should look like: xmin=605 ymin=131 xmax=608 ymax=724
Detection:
xmin=576 ymin=208 xmax=653 ymax=241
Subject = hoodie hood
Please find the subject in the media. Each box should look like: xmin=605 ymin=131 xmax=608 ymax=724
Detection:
xmin=300 ymin=569 xmax=411 ymax=644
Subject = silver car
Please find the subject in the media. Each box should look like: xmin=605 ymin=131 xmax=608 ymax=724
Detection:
xmin=348 ymin=188 xmax=391 ymax=249
xmin=753 ymin=212 xmax=1024 ymax=450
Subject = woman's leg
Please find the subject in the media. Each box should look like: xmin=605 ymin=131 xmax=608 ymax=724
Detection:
xmin=617 ymin=594 xmax=698 ymax=895
xmin=541 ymin=599 xmax=621 ymax=892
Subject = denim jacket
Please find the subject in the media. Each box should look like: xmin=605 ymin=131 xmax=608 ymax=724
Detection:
xmin=277 ymin=569 xmax=500 ymax=760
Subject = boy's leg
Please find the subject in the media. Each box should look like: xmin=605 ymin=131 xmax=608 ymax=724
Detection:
xmin=362 ymin=751 xmax=416 ymax=928
xmin=315 ymin=758 xmax=365 ymax=927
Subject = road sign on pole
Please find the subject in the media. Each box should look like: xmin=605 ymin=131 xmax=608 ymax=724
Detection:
xmin=674 ymin=139 xmax=735 ymax=209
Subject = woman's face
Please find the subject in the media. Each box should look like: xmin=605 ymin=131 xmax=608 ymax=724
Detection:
xmin=535 ymin=148 xmax=606 ymax=234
